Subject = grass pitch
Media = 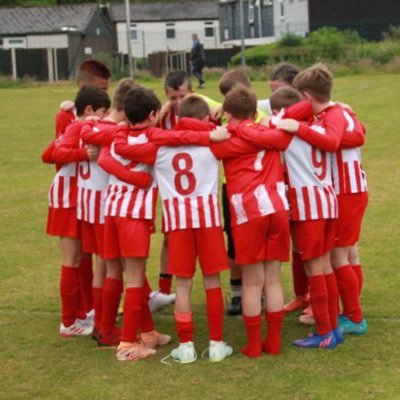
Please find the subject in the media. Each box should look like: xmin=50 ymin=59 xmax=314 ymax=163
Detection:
xmin=0 ymin=74 xmax=399 ymax=400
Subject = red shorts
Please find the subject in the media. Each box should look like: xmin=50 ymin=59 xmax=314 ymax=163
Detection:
xmin=291 ymin=219 xmax=336 ymax=261
xmin=167 ymin=227 xmax=229 ymax=278
xmin=81 ymin=221 xmax=105 ymax=257
xmin=335 ymin=192 xmax=368 ymax=246
xmin=46 ymin=207 xmax=80 ymax=239
xmin=232 ymin=211 xmax=290 ymax=265
xmin=103 ymin=216 xmax=151 ymax=260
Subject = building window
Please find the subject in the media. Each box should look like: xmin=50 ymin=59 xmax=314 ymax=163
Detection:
xmin=279 ymin=0 xmax=285 ymax=20
xmin=249 ymin=4 xmax=255 ymax=24
xmin=166 ymin=23 xmax=176 ymax=39
xmin=205 ymin=27 xmax=214 ymax=37
xmin=130 ymin=24 xmax=138 ymax=40
xmin=224 ymin=28 xmax=229 ymax=40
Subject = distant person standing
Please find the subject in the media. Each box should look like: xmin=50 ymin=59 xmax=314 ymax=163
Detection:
xmin=190 ymin=34 xmax=206 ymax=88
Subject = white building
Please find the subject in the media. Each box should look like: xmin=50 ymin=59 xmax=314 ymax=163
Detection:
xmin=112 ymin=1 xmax=221 ymax=58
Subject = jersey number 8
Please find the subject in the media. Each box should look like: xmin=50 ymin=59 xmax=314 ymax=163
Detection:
xmin=172 ymin=153 xmax=196 ymax=195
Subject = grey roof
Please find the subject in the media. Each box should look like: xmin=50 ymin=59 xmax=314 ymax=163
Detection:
xmin=111 ymin=1 xmax=219 ymax=22
xmin=0 ymin=4 xmax=98 ymax=35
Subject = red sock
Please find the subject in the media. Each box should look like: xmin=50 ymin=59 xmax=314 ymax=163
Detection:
xmin=92 ymin=287 xmax=103 ymax=331
xmin=206 ymin=287 xmax=224 ymax=341
xmin=263 ymin=310 xmax=284 ymax=355
xmin=308 ymin=275 xmax=332 ymax=335
xmin=334 ymin=265 xmax=363 ymax=323
xmin=143 ymin=276 xmax=152 ymax=300
xmin=60 ymin=266 xmax=79 ymax=327
xmin=76 ymin=283 xmax=87 ymax=320
xmin=325 ymin=273 xmax=339 ymax=329
xmin=352 ymin=264 xmax=363 ymax=295
xmin=292 ymin=251 xmax=308 ymax=297
xmin=139 ymin=295 xmax=155 ymax=333
xmin=78 ymin=257 xmax=93 ymax=313
xmin=101 ymin=278 xmax=123 ymax=335
xmin=241 ymin=315 xmax=262 ymax=358
xmin=121 ymin=287 xmax=144 ymax=343
xmin=175 ymin=311 xmax=194 ymax=343
xmin=159 ymin=274 xmax=173 ymax=294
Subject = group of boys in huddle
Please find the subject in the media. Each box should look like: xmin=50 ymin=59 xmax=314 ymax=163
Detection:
xmin=42 ymin=59 xmax=368 ymax=363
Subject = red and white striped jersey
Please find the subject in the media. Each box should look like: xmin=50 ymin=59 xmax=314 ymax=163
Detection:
xmin=77 ymin=120 xmax=115 ymax=224
xmin=48 ymin=121 xmax=88 ymax=209
xmin=211 ymin=121 xmax=289 ymax=226
xmin=332 ymin=109 xmax=367 ymax=195
xmin=239 ymin=101 xmax=337 ymax=221
xmin=160 ymin=111 xmax=178 ymax=130
xmin=155 ymin=145 xmax=221 ymax=232
xmin=104 ymin=130 xmax=157 ymax=220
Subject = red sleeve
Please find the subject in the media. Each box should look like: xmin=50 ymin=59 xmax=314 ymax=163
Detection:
xmin=295 ymin=108 xmax=346 ymax=152
xmin=211 ymin=136 xmax=262 ymax=160
xmin=113 ymin=127 xmax=158 ymax=165
xmin=285 ymin=100 xmax=314 ymax=122
xmin=55 ymin=109 xmax=75 ymax=138
xmin=148 ymin=127 xmax=211 ymax=146
xmin=81 ymin=121 xmax=116 ymax=147
xmin=53 ymin=124 xmax=88 ymax=163
xmin=97 ymin=147 xmax=152 ymax=187
xmin=41 ymin=139 xmax=56 ymax=164
xmin=340 ymin=112 xmax=366 ymax=149
xmin=238 ymin=123 xmax=292 ymax=150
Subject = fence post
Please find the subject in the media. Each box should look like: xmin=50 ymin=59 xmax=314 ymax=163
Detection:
xmin=54 ymin=48 xmax=59 ymax=81
xmin=47 ymin=48 xmax=54 ymax=82
xmin=11 ymin=48 xmax=17 ymax=80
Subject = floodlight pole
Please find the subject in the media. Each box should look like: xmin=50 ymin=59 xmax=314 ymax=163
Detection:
xmin=239 ymin=0 xmax=246 ymax=66
xmin=125 ymin=0 xmax=134 ymax=76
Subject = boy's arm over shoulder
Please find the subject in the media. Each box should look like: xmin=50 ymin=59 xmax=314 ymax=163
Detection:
xmin=53 ymin=124 xmax=88 ymax=163
xmin=113 ymin=126 xmax=158 ymax=165
xmin=98 ymin=147 xmax=152 ymax=188
xmin=81 ymin=120 xmax=117 ymax=147
xmin=55 ymin=109 xmax=75 ymax=138
xmin=340 ymin=109 xmax=366 ymax=149
xmin=148 ymin=126 xmax=211 ymax=147
xmin=289 ymin=106 xmax=347 ymax=152
xmin=238 ymin=121 xmax=291 ymax=151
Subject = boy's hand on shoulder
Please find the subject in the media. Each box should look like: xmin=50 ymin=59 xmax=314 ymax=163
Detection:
xmin=59 ymin=100 xmax=75 ymax=111
xmin=84 ymin=116 xmax=100 ymax=122
xmin=260 ymin=116 xmax=272 ymax=126
xmin=210 ymin=105 xmax=223 ymax=121
xmin=277 ymin=118 xmax=299 ymax=133
xmin=210 ymin=127 xmax=230 ymax=142
xmin=87 ymin=144 xmax=100 ymax=160
xmin=118 ymin=121 xmax=129 ymax=127
xmin=336 ymin=101 xmax=353 ymax=111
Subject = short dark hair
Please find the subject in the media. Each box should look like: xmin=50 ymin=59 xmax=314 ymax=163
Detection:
xmin=223 ymin=84 xmax=257 ymax=120
xmin=164 ymin=70 xmax=192 ymax=91
xmin=219 ymin=68 xmax=251 ymax=96
xmin=113 ymin=78 xmax=139 ymax=111
xmin=179 ymin=95 xmax=210 ymax=119
xmin=74 ymin=85 xmax=111 ymax=117
xmin=269 ymin=63 xmax=300 ymax=85
xmin=76 ymin=59 xmax=111 ymax=83
xmin=124 ymin=86 xmax=162 ymax=124
xmin=270 ymin=87 xmax=302 ymax=111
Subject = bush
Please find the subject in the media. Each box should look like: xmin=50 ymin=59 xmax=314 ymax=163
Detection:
xmin=306 ymin=27 xmax=347 ymax=61
xmin=382 ymin=25 xmax=400 ymax=41
xmin=278 ymin=33 xmax=304 ymax=47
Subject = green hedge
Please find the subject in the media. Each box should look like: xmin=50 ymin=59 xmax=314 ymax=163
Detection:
xmin=230 ymin=27 xmax=400 ymax=67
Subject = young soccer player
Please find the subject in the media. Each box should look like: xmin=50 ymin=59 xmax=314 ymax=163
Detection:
xmin=267 ymin=64 xmax=364 ymax=348
xmin=276 ymin=67 xmax=369 ymax=335
xmin=213 ymin=68 xmax=268 ymax=316
xmin=112 ymin=89 xmax=231 ymax=363
xmin=43 ymin=86 xmax=110 ymax=337
xmin=207 ymin=86 xmax=290 ymax=357
xmin=257 ymin=62 xmax=300 ymax=115
xmin=78 ymin=78 xmax=158 ymax=345
xmin=52 ymin=60 xmax=112 ymax=327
